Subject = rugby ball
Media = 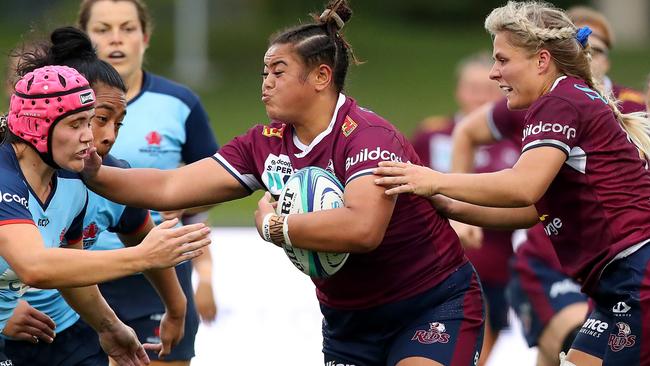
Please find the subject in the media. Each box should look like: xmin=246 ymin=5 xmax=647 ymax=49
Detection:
xmin=276 ymin=166 xmax=349 ymax=278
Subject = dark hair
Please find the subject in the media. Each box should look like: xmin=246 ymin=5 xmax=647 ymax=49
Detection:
xmin=269 ymin=0 xmax=360 ymax=93
xmin=78 ymin=0 xmax=153 ymax=36
xmin=13 ymin=26 xmax=126 ymax=92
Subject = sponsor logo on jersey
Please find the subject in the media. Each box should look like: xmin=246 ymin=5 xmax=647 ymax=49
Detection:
xmin=37 ymin=218 xmax=50 ymax=227
xmin=263 ymin=154 xmax=293 ymax=195
xmin=574 ymin=84 xmax=607 ymax=105
xmin=549 ymin=279 xmax=581 ymax=298
xmin=145 ymin=131 xmax=163 ymax=146
xmin=262 ymin=124 xmax=286 ymax=138
xmin=540 ymin=214 xmax=564 ymax=236
xmin=522 ymin=121 xmax=577 ymax=142
xmin=0 ymin=190 xmax=29 ymax=209
xmin=345 ymin=147 xmax=402 ymax=171
xmin=608 ymin=322 xmax=636 ymax=352
xmin=612 ymin=301 xmax=632 ymax=316
xmin=326 ymin=362 xmax=356 ymax=366
xmin=79 ymin=91 xmax=95 ymax=105
xmin=412 ymin=322 xmax=450 ymax=344
xmin=579 ymin=318 xmax=608 ymax=338
xmin=341 ymin=117 xmax=357 ymax=137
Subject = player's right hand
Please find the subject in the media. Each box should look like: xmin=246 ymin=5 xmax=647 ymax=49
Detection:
xmin=2 ymin=300 xmax=56 ymax=343
xmin=81 ymin=146 xmax=103 ymax=180
xmin=138 ymin=218 xmax=212 ymax=270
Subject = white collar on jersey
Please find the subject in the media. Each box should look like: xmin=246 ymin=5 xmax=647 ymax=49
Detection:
xmin=549 ymin=75 xmax=568 ymax=92
xmin=293 ymin=93 xmax=346 ymax=158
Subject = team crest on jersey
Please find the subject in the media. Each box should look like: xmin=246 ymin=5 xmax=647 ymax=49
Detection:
xmin=146 ymin=131 xmax=163 ymax=146
xmin=263 ymin=154 xmax=293 ymax=195
xmin=412 ymin=322 xmax=450 ymax=345
xmin=341 ymin=117 xmax=357 ymax=137
xmin=262 ymin=124 xmax=286 ymax=138
xmin=608 ymin=322 xmax=636 ymax=352
xmin=82 ymin=222 xmax=99 ymax=249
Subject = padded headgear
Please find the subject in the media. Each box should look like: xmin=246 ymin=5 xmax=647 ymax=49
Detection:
xmin=7 ymin=65 xmax=95 ymax=167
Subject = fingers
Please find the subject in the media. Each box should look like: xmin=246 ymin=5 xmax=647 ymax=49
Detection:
xmin=159 ymin=334 xmax=171 ymax=358
xmin=374 ymin=176 xmax=408 ymax=187
xmin=377 ymin=161 xmax=408 ymax=168
xmin=156 ymin=218 xmax=179 ymax=230
xmin=29 ymin=309 xmax=56 ymax=337
xmin=166 ymin=222 xmax=207 ymax=239
xmin=174 ymin=226 xmax=211 ymax=245
xmin=384 ymin=184 xmax=414 ymax=196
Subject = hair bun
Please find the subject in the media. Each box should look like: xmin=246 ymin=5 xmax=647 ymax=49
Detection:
xmin=320 ymin=0 xmax=352 ymax=30
xmin=50 ymin=26 xmax=96 ymax=63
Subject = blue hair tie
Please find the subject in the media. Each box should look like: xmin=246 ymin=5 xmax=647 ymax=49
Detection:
xmin=576 ymin=26 xmax=592 ymax=48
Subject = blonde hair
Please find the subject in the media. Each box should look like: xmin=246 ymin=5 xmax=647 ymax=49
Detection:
xmin=485 ymin=1 xmax=650 ymax=158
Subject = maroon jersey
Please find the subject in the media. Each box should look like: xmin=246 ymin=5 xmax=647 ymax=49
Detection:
xmin=521 ymin=76 xmax=650 ymax=294
xmin=411 ymin=115 xmax=519 ymax=285
xmin=214 ymin=95 xmax=466 ymax=309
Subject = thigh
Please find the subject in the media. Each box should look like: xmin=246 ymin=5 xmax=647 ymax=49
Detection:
xmin=387 ymin=267 xmax=484 ymax=366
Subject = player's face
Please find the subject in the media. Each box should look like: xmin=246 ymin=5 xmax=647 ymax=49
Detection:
xmin=587 ymin=36 xmax=610 ymax=82
xmin=86 ymin=0 xmax=148 ymax=82
xmin=261 ymin=44 xmax=316 ymax=123
xmin=90 ymin=83 xmax=127 ymax=157
xmin=490 ymin=32 xmax=541 ymax=110
xmin=51 ymin=110 xmax=94 ymax=172
xmin=456 ymin=64 xmax=502 ymax=114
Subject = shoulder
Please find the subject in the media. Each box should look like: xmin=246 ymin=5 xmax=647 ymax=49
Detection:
xmin=345 ymin=102 xmax=401 ymax=139
xmin=102 ymin=154 xmax=131 ymax=169
xmin=144 ymin=72 xmax=201 ymax=109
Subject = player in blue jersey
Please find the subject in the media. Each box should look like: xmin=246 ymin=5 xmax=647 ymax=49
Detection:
xmin=0 ymin=63 xmax=211 ymax=365
xmin=78 ymin=1 xmax=219 ymax=364
xmin=1 ymin=27 xmax=192 ymax=365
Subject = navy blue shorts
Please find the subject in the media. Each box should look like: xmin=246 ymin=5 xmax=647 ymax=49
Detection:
xmin=321 ymin=262 xmax=484 ymax=366
xmin=129 ymin=307 xmax=200 ymax=361
xmin=571 ymin=242 xmax=650 ymax=364
xmin=507 ymin=254 xmax=587 ymax=347
xmin=0 ymin=339 xmax=13 ymax=366
xmin=4 ymin=319 xmax=106 ymax=366
xmin=481 ymin=283 xmax=509 ymax=334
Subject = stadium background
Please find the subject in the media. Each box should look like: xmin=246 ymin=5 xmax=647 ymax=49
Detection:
xmin=0 ymin=0 xmax=648 ymax=227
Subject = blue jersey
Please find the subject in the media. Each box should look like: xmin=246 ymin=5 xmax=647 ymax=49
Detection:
xmin=0 ymin=144 xmax=87 ymax=332
xmin=96 ymin=71 xmax=218 ymax=320
xmin=22 ymin=155 xmax=149 ymax=334
xmin=84 ymin=155 xmax=150 ymax=250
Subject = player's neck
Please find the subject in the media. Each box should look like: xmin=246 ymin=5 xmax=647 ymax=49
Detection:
xmin=124 ymin=69 xmax=144 ymax=102
xmin=12 ymin=143 xmax=55 ymax=201
xmin=293 ymin=93 xmax=338 ymax=146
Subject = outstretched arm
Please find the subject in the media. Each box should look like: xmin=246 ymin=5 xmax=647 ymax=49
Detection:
xmin=430 ymin=194 xmax=539 ymax=229
xmin=374 ymin=146 xmax=565 ymax=208
xmin=84 ymin=155 xmax=250 ymax=211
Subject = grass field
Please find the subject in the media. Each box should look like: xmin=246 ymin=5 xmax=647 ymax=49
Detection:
xmin=1 ymin=4 xmax=648 ymax=226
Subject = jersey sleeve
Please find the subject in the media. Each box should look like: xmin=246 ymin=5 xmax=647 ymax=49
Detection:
xmin=488 ymin=98 xmax=526 ymax=144
xmin=109 ymin=207 xmax=150 ymax=235
xmin=63 ymin=193 xmax=88 ymax=244
xmin=343 ymin=126 xmax=408 ymax=185
xmin=212 ymin=126 xmax=263 ymax=193
xmin=181 ymin=99 xmax=220 ymax=164
xmin=521 ymin=96 xmax=580 ymax=157
xmin=0 ymin=169 xmax=33 ymax=226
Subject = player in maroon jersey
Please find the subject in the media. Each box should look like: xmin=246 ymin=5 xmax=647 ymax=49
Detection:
xmin=81 ymin=1 xmax=484 ymax=365
xmin=410 ymin=52 xmax=517 ymax=366
xmin=375 ymin=2 xmax=650 ymax=366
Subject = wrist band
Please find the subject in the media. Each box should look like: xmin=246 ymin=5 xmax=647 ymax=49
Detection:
xmin=282 ymin=214 xmax=292 ymax=247
xmin=262 ymin=213 xmax=274 ymax=242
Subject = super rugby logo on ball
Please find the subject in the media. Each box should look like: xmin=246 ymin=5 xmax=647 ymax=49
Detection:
xmin=277 ymin=166 xmax=349 ymax=278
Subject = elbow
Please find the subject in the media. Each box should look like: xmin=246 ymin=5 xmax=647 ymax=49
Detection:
xmin=19 ymin=267 xmax=54 ymax=289
xmin=348 ymin=227 xmax=384 ymax=253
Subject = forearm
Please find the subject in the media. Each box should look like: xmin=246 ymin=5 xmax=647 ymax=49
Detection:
xmin=59 ymin=286 xmax=120 ymax=333
xmin=26 ymin=247 xmax=146 ymax=288
xmin=450 ymin=128 xmax=479 ymax=173
xmin=284 ymin=207 xmax=389 ymax=253
xmin=192 ymin=248 xmax=213 ymax=285
xmin=142 ymin=268 xmax=186 ymax=316
xmin=437 ymin=169 xmax=535 ymax=207
xmin=442 ymin=197 xmax=539 ymax=229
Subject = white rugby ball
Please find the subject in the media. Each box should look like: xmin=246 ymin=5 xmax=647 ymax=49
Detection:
xmin=276 ymin=166 xmax=349 ymax=278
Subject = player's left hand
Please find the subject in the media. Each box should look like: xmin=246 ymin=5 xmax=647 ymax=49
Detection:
xmin=98 ymin=321 xmax=155 ymax=366
xmin=157 ymin=310 xmax=186 ymax=358
xmin=373 ymin=161 xmax=439 ymax=197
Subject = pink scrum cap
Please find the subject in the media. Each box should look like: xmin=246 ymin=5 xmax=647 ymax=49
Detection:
xmin=7 ymin=65 xmax=95 ymax=155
